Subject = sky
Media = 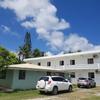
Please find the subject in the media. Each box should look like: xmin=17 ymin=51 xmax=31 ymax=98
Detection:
xmin=0 ymin=0 xmax=100 ymax=55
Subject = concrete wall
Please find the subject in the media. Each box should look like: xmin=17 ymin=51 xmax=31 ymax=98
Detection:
xmin=26 ymin=53 xmax=100 ymax=67
xmin=71 ymin=70 xmax=90 ymax=84
xmin=0 ymin=70 xmax=13 ymax=88
xmin=95 ymin=72 xmax=100 ymax=85
xmin=67 ymin=70 xmax=100 ymax=85
xmin=1 ymin=69 xmax=100 ymax=90
xmin=12 ymin=70 xmax=46 ymax=90
xmin=24 ymin=53 xmax=100 ymax=85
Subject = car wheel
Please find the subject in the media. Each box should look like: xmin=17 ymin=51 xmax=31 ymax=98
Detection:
xmin=93 ymin=83 xmax=96 ymax=88
xmin=77 ymin=85 xmax=80 ymax=88
xmin=52 ymin=86 xmax=58 ymax=95
xmin=68 ymin=85 xmax=72 ymax=92
xmin=87 ymin=84 xmax=91 ymax=88
xmin=40 ymin=91 xmax=45 ymax=94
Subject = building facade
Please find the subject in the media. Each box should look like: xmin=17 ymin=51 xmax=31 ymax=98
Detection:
xmin=0 ymin=50 xmax=100 ymax=90
xmin=24 ymin=50 xmax=100 ymax=85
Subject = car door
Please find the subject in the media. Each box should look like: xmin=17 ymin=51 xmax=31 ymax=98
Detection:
xmin=56 ymin=77 xmax=63 ymax=91
xmin=64 ymin=79 xmax=70 ymax=90
xmin=61 ymin=78 xmax=69 ymax=90
xmin=52 ymin=77 xmax=62 ymax=91
xmin=58 ymin=77 xmax=68 ymax=91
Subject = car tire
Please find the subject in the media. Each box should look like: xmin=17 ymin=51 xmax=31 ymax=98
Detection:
xmin=77 ymin=85 xmax=80 ymax=88
xmin=68 ymin=85 xmax=72 ymax=92
xmin=93 ymin=83 xmax=96 ymax=88
xmin=87 ymin=84 xmax=91 ymax=88
xmin=40 ymin=91 xmax=45 ymax=94
xmin=52 ymin=86 xmax=58 ymax=95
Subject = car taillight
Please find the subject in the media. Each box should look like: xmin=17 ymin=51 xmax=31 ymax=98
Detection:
xmin=48 ymin=81 xmax=51 ymax=84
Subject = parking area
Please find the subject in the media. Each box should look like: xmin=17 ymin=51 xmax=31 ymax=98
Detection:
xmin=28 ymin=87 xmax=100 ymax=100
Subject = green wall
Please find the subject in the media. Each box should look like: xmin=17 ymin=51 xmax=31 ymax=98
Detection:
xmin=12 ymin=70 xmax=46 ymax=89
xmin=0 ymin=70 xmax=13 ymax=88
xmin=0 ymin=69 xmax=69 ymax=90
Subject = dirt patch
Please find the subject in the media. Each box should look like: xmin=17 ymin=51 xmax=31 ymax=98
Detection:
xmin=27 ymin=96 xmax=58 ymax=100
xmin=27 ymin=87 xmax=100 ymax=100
xmin=95 ymin=93 xmax=100 ymax=96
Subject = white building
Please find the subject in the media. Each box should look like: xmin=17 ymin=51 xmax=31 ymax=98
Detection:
xmin=24 ymin=50 xmax=100 ymax=86
xmin=1 ymin=50 xmax=100 ymax=90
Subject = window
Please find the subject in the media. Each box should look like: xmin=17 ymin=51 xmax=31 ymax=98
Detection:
xmin=19 ymin=70 xmax=26 ymax=80
xmin=0 ymin=70 xmax=6 ymax=79
xmin=52 ymin=77 xmax=58 ymax=81
xmin=70 ymin=60 xmax=75 ymax=65
xmin=52 ymin=77 xmax=65 ymax=82
xmin=88 ymin=58 xmax=94 ymax=64
xmin=70 ymin=72 xmax=75 ymax=78
xmin=47 ymin=62 xmax=51 ymax=66
xmin=39 ymin=77 xmax=49 ymax=81
xmin=37 ymin=62 xmax=41 ymax=66
xmin=88 ymin=72 xmax=95 ymax=78
xmin=47 ymin=72 xmax=51 ymax=76
xmin=60 ymin=60 xmax=64 ymax=66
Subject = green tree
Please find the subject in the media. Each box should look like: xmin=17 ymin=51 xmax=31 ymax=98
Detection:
xmin=19 ymin=32 xmax=32 ymax=58
xmin=0 ymin=46 xmax=19 ymax=71
xmin=24 ymin=32 xmax=32 ymax=52
xmin=33 ymin=48 xmax=42 ymax=57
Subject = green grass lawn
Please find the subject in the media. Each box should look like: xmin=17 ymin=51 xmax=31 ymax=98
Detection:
xmin=0 ymin=87 xmax=100 ymax=100
xmin=0 ymin=90 xmax=45 ymax=100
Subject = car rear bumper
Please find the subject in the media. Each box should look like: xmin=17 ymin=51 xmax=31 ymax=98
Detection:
xmin=77 ymin=83 xmax=89 ymax=87
xmin=36 ymin=85 xmax=53 ymax=92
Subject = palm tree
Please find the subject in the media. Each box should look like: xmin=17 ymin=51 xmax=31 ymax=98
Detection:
xmin=19 ymin=32 xmax=32 ymax=58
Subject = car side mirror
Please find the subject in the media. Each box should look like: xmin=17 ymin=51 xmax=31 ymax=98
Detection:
xmin=65 ymin=80 xmax=68 ymax=82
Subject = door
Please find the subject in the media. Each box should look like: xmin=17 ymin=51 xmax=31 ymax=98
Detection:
xmin=58 ymin=77 xmax=68 ymax=91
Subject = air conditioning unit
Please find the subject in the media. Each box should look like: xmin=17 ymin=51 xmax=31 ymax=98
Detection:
xmin=95 ymin=69 xmax=99 ymax=73
xmin=95 ymin=69 xmax=100 ymax=74
xmin=93 ymin=54 xmax=98 ymax=58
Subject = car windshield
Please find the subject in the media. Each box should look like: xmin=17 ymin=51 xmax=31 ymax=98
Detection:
xmin=39 ymin=77 xmax=49 ymax=81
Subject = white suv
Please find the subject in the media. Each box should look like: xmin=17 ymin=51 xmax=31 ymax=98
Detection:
xmin=36 ymin=76 xmax=72 ymax=95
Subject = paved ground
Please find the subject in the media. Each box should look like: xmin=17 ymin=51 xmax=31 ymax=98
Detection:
xmin=27 ymin=87 xmax=100 ymax=100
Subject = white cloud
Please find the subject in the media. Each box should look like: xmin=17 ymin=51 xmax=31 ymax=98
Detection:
xmin=0 ymin=0 xmax=70 ymax=50
xmin=0 ymin=0 xmax=100 ymax=53
xmin=47 ymin=31 xmax=64 ymax=50
xmin=63 ymin=34 xmax=100 ymax=52
xmin=45 ymin=51 xmax=53 ymax=56
xmin=57 ymin=51 xmax=65 ymax=55
xmin=0 ymin=25 xmax=20 ymax=37
xmin=0 ymin=25 xmax=10 ymax=32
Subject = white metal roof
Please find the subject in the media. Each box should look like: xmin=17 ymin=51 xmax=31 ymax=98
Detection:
xmin=8 ymin=63 xmax=100 ymax=72
xmin=24 ymin=50 xmax=100 ymax=61
xmin=8 ymin=63 xmax=61 ymax=72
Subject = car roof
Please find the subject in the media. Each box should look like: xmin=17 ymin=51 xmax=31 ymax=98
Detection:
xmin=41 ymin=76 xmax=64 ymax=78
xmin=78 ymin=77 xmax=93 ymax=80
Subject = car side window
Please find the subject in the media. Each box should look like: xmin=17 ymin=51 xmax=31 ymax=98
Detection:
xmin=60 ymin=78 xmax=67 ymax=82
xmin=52 ymin=77 xmax=58 ymax=81
xmin=58 ymin=77 xmax=63 ymax=81
xmin=88 ymin=78 xmax=92 ymax=80
xmin=39 ymin=77 xmax=49 ymax=81
xmin=52 ymin=77 xmax=65 ymax=82
xmin=58 ymin=77 xmax=66 ymax=82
